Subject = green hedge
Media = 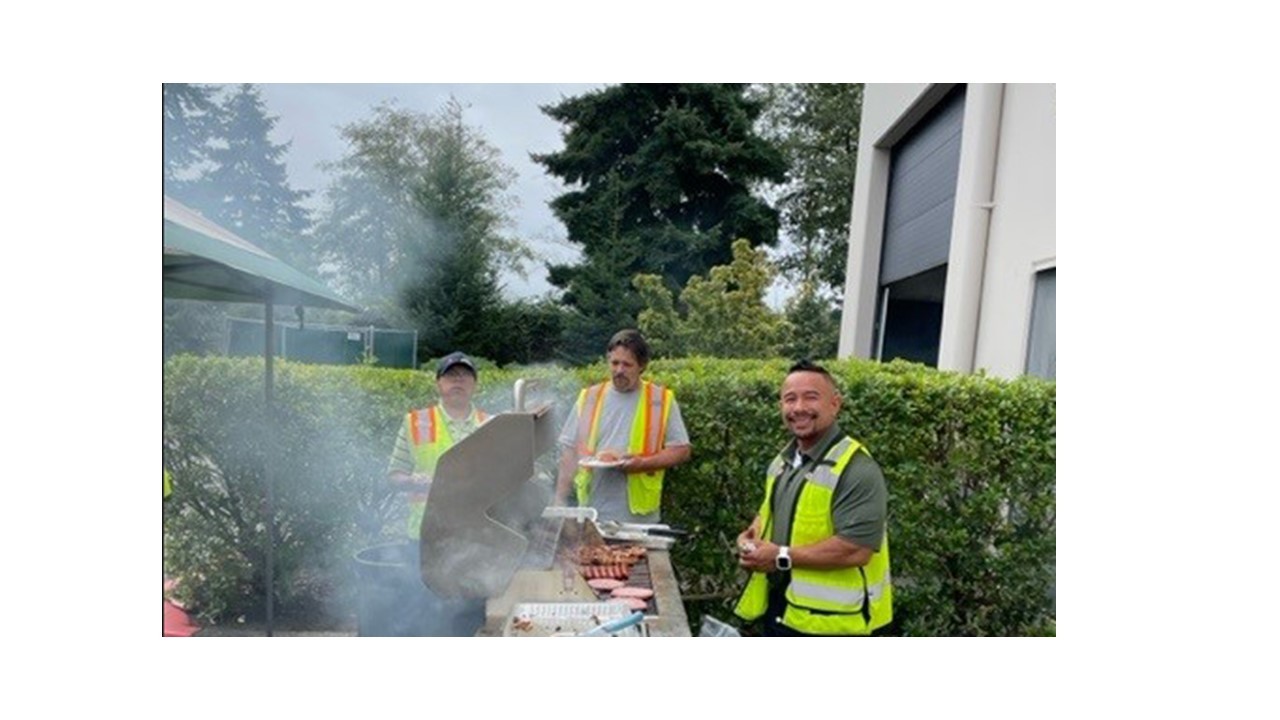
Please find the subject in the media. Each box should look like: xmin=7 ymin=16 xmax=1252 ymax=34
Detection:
xmin=651 ymin=358 xmax=1056 ymax=636
xmin=163 ymin=355 xmax=1055 ymax=635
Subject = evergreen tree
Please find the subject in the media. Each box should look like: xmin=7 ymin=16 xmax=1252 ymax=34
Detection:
xmin=192 ymin=84 xmax=312 ymax=268
xmin=164 ymin=83 xmax=228 ymax=358
xmin=535 ymin=84 xmax=787 ymax=362
xmin=163 ymin=84 xmax=320 ymax=357
xmin=163 ymin=83 xmax=220 ymax=195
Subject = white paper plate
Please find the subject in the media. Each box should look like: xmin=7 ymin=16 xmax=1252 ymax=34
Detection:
xmin=579 ymin=457 xmax=626 ymax=469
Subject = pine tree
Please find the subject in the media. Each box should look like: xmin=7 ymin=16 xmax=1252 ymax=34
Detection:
xmin=164 ymin=83 xmax=228 ymax=358
xmin=535 ymin=84 xmax=787 ymax=362
xmin=194 ymin=84 xmax=312 ymax=268
xmin=163 ymin=83 xmax=220 ymax=195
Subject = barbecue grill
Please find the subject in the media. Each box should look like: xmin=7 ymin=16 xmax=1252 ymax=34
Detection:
xmin=416 ymin=384 xmax=691 ymax=636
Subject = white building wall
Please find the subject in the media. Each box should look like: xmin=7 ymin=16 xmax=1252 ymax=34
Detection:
xmin=838 ymin=83 xmax=1056 ymax=379
xmin=973 ymin=83 xmax=1056 ymax=377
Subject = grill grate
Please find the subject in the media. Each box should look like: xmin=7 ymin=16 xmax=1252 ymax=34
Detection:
xmin=581 ymin=552 xmax=659 ymax=615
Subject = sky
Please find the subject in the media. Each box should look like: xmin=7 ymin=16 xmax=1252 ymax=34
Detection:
xmin=256 ymin=83 xmax=607 ymax=299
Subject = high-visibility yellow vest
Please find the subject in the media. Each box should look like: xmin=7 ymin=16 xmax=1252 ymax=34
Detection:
xmin=734 ymin=436 xmax=893 ymax=635
xmin=163 ymin=469 xmax=173 ymax=501
xmin=572 ymin=380 xmax=673 ymax=516
xmin=404 ymin=405 xmax=488 ymax=539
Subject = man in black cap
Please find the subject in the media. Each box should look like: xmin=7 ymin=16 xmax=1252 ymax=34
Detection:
xmin=387 ymin=351 xmax=489 ymax=540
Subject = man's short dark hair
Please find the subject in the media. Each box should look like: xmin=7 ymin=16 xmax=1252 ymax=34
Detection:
xmin=787 ymin=358 xmax=838 ymax=391
xmin=607 ymin=329 xmax=651 ymax=366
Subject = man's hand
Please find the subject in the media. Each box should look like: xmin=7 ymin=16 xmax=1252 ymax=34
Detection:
xmin=739 ymin=535 xmax=875 ymax=573
xmin=738 ymin=539 xmax=780 ymax=573
xmin=617 ymin=453 xmax=637 ymax=471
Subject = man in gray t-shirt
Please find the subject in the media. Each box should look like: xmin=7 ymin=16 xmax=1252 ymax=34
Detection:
xmin=554 ymin=329 xmax=691 ymax=523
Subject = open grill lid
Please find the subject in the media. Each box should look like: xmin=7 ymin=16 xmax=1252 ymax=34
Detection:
xmin=418 ymin=400 xmax=559 ymax=599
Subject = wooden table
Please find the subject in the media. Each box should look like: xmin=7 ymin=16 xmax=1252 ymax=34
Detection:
xmin=477 ymin=549 xmax=691 ymax=637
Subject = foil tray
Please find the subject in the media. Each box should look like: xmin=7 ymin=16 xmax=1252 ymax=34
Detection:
xmin=503 ymin=602 xmax=643 ymax=637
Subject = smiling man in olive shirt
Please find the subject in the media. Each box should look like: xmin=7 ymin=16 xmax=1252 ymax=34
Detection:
xmin=734 ymin=360 xmax=893 ymax=636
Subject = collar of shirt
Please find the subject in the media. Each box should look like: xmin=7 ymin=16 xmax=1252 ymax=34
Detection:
xmin=439 ymin=405 xmax=479 ymax=435
xmin=786 ymin=423 xmax=845 ymax=470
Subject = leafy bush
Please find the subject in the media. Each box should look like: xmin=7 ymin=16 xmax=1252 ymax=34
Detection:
xmin=162 ymin=356 xmax=581 ymax=624
xmin=163 ymin=358 xmax=400 ymax=622
xmin=163 ymin=355 xmax=1055 ymax=635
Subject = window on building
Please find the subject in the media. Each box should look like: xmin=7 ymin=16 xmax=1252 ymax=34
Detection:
xmin=1025 ymin=267 xmax=1056 ymax=379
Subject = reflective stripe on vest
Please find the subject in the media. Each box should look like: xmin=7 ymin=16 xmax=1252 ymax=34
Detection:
xmin=806 ymin=439 xmax=852 ymax=490
xmin=409 ymin=406 xmax=438 ymax=446
xmin=576 ymin=384 xmax=607 ymax=456
xmin=789 ymin=572 xmax=890 ymax=606
xmin=767 ymin=456 xmax=785 ymax=480
xmin=573 ymin=381 xmax=672 ymax=515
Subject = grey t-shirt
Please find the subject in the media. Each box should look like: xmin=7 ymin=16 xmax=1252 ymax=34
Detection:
xmin=767 ymin=424 xmax=887 ymax=552
xmin=557 ymin=383 xmax=690 ymax=523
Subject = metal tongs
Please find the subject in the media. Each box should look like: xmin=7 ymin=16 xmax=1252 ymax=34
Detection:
xmin=595 ymin=521 xmax=690 ymax=539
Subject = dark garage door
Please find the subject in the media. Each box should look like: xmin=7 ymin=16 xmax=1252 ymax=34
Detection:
xmin=876 ymin=85 xmax=966 ymax=365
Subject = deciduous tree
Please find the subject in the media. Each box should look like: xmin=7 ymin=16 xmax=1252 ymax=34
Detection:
xmin=313 ymin=99 xmax=538 ymax=363
xmin=636 ymin=239 xmax=786 ymax=359
xmin=779 ymin=277 xmax=841 ymax=361
xmin=758 ymin=83 xmax=863 ymax=293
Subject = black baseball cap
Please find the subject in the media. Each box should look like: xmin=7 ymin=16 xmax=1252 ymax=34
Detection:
xmin=436 ymin=351 xmax=478 ymax=378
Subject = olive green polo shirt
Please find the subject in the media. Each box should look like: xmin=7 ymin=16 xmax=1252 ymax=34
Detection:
xmin=767 ymin=423 xmax=887 ymax=553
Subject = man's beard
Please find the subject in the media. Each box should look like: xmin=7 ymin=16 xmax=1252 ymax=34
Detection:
xmin=786 ymin=412 xmax=820 ymax=440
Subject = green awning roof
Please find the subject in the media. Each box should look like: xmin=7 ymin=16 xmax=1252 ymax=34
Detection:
xmin=163 ymin=196 xmax=359 ymax=313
